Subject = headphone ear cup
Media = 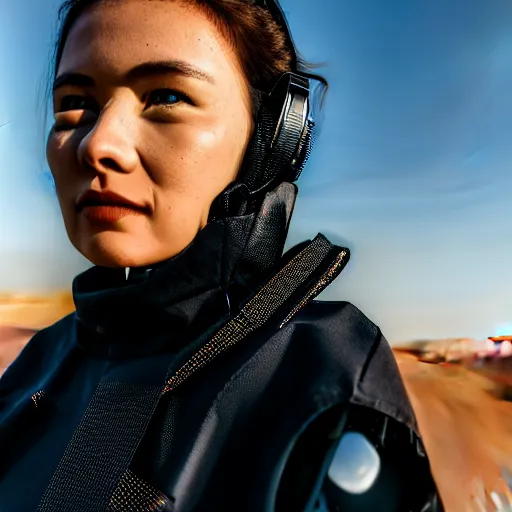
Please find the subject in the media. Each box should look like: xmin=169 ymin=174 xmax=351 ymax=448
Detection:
xmin=239 ymin=103 xmax=279 ymax=193
xmin=291 ymin=118 xmax=316 ymax=181
xmin=240 ymin=73 xmax=311 ymax=196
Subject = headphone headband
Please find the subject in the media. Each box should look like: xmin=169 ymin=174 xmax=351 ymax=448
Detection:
xmin=256 ymin=0 xmax=298 ymax=69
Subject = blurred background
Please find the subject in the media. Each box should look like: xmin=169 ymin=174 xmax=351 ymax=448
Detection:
xmin=1 ymin=0 xmax=512 ymax=343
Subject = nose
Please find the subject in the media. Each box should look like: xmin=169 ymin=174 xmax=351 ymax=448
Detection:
xmin=77 ymin=100 xmax=139 ymax=175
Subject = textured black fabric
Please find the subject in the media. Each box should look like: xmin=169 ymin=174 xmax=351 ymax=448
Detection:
xmin=72 ymin=221 xmax=231 ymax=359
xmin=108 ymin=470 xmax=174 ymax=511
xmin=38 ymin=234 xmax=347 ymax=511
xmin=237 ymin=183 xmax=297 ymax=283
xmin=37 ymin=379 xmax=162 ymax=512
xmin=162 ymin=235 xmax=348 ymax=395
xmin=136 ymin=302 xmax=423 ymax=512
xmin=0 ymin=305 xmax=429 ymax=512
xmin=0 ymin=183 xmax=436 ymax=511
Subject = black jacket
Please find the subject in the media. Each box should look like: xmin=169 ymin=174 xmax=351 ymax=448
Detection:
xmin=0 ymin=184 xmax=440 ymax=511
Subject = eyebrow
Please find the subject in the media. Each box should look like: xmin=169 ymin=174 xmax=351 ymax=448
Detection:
xmin=127 ymin=60 xmax=215 ymax=84
xmin=53 ymin=73 xmax=94 ymax=91
xmin=53 ymin=59 xmax=215 ymax=91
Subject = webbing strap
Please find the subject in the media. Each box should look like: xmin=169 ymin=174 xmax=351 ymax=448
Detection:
xmin=37 ymin=235 xmax=349 ymax=511
xmin=163 ymin=235 xmax=347 ymax=394
xmin=37 ymin=381 xmax=162 ymax=512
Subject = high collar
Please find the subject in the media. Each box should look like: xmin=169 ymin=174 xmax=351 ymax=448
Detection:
xmin=72 ymin=183 xmax=297 ymax=359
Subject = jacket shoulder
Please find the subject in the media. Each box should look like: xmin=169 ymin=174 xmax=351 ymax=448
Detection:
xmin=300 ymin=299 xmax=378 ymax=329
xmin=291 ymin=300 xmax=380 ymax=351
xmin=291 ymin=300 xmax=416 ymax=431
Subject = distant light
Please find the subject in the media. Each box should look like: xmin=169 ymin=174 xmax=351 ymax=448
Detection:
xmin=494 ymin=323 xmax=512 ymax=337
xmin=327 ymin=432 xmax=381 ymax=494
xmin=500 ymin=341 xmax=512 ymax=357
xmin=486 ymin=339 xmax=496 ymax=352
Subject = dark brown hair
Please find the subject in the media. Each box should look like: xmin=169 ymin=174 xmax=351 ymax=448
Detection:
xmin=52 ymin=0 xmax=328 ymax=119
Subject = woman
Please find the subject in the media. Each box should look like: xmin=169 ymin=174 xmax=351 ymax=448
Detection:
xmin=0 ymin=0 xmax=440 ymax=510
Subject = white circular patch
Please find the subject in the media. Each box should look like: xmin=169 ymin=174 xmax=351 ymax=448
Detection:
xmin=327 ymin=431 xmax=381 ymax=494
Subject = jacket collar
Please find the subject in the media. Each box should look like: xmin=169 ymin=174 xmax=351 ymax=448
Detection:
xmin=72 ymin=183 xmax=297 ymax=359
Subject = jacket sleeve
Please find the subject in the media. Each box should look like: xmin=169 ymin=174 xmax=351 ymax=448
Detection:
xmin=352 ymin=329 xmax=418 ymax=433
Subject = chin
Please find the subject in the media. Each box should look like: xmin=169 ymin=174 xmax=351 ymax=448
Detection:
xmin=73 ymin=231 xmax=180 ymax=268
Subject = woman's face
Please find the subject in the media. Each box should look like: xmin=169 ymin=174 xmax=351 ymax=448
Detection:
xmin=47 ymin=0 xmax=253 ymax=268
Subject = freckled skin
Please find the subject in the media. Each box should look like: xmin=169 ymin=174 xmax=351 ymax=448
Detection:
xmin=47 ymin=0 xmax=254 ymax=268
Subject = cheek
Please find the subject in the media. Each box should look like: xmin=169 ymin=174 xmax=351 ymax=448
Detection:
xmin=198 ymin=110 xmax=251 ymax=173
xmin=190 ymin=127 xmax=241 ymax=184
xmin=146 ymin=122 xmax=245 ymax=195
xmin=46 ymin=132 xmax=78 ymax=203
xmin=47 ymin=132 xmax=68 ymax=172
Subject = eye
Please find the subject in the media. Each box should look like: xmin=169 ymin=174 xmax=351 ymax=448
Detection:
xmin=146 ymin=89 xmax=187 ymax=108
xmin=58 ymin=95 xmax=98 ymax=113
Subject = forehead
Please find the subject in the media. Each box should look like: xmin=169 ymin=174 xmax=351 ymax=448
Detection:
xmin=58 ymin=0 xmax=240 ymax=82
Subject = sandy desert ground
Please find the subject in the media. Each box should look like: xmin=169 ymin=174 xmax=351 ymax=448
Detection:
xmin=0 ymin=292 xmax=74 ymax=373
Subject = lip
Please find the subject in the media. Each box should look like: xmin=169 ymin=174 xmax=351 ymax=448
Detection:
xmin=76 ymin=189 xmax=149 ymax=224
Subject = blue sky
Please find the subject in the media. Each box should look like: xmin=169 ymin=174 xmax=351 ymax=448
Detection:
xmin=1 ymin=0 xmax=511 ymax=342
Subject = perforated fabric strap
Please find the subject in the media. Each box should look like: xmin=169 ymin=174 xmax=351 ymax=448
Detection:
xmin=36 ymin=235 xmax=349 ymax=512
xmin=163 ymin=235 xmax=348 ymax=395
xmin=37 ymin=380 xmax=163 ymax=512
xmin=108 ymin=470 xmax=174 ymax=511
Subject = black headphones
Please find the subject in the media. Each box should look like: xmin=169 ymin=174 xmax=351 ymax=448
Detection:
xmin=210 ymin=0 xmax=319 ymax=218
